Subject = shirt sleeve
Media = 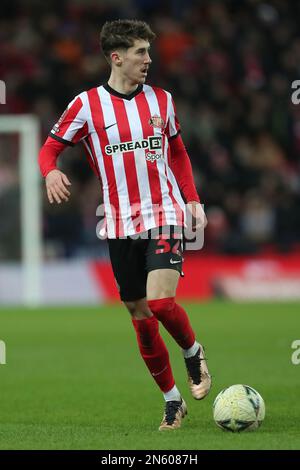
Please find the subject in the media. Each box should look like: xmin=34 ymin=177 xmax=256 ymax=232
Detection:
xmin=48 ymin=95 xmax=88 ymax=146
xmin=166 ymin=93 xmax=181 ymax=140
xmin=38 ymin=137 xmax=67 ymax=177
xmin=169 ymin=133 xmax=200 ymax=203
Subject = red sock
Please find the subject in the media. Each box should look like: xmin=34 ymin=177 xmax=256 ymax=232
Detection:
xmin=132 ymin=315 xmax=175 ymax=393
xmin=148 ymin=298 xmax=195 ymax=350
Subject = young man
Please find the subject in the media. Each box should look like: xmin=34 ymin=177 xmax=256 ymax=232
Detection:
xmin=38 ymin=19 xmax=211 ymax=431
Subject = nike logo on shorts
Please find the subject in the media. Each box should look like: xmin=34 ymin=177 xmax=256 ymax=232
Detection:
xmin=104 ymin=123 xmax=117 ymax=130
xmin=170 ymin=259 xmax=181 ymax=264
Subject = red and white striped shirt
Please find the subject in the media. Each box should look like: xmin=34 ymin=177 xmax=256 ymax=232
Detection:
xmin=45 ymin=83 xmax=197 ymax=238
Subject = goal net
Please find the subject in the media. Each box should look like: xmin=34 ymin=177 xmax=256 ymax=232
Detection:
xmin=0 ymin=115 xmax=42 ymax=307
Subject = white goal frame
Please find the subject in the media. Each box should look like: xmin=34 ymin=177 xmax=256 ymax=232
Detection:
xmin=0 ymin=115 xmax=42 ymax=306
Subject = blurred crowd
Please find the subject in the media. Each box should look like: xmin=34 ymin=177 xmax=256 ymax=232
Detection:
xmin=1 ymin=0 xmax=300 ymax=259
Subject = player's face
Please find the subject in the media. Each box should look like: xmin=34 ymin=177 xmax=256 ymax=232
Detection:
xmin=118 ymin=39 xmax=152 ymax=85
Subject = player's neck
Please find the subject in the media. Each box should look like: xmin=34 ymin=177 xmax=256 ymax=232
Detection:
xmin=107 ymin=75 xmax=139 ymax=96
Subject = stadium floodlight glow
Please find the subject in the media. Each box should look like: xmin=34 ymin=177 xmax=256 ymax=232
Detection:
xmin=0 ymin=115 xmax=42 ymax=307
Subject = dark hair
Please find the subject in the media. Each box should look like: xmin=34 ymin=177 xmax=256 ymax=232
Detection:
xmin=100 ymin=19 xmax=156 ymax=61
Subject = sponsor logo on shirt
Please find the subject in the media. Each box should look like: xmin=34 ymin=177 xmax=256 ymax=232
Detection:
xmin=105 ymin=136 xmax=162 ymax=156
xmin=146 ymin=152 xmax=162 ymax=162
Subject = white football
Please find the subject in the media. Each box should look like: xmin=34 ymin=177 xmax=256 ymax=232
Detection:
xmin=213 ymin=384 xmax=265 ymax=432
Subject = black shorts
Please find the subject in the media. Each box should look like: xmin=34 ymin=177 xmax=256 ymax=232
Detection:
xmin=107 ymin=226 xmax=184 ymax=301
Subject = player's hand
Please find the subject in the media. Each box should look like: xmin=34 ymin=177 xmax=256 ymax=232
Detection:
xmin=45 ymin=169 xmax=71 ymax=204
xmin=186 ymin=201 xmax=207 ymax=230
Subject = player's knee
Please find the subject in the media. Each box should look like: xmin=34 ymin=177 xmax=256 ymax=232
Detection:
xmin=148 ymin=297 xmax=175 ymax=319
xmin=124 ymin=301 xmax=138 ymax=316
xmin=123 ymin=301 xmax=152 ymax=319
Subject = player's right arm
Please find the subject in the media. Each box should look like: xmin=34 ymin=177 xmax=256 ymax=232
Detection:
xmin=45 ymin=169 xmax=71 ymax=205
xmin=39 ymin=137 xmax=71 ymax=204
xmin=38 ymin=94 xmax=88 ymax=204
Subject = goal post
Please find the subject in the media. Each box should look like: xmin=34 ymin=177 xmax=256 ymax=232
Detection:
xmin=0 ymin=115 xmax=42 ymax=307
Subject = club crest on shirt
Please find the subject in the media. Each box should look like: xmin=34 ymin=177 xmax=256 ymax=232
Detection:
xmin=149 ymin=115 xmax=165 ymax=129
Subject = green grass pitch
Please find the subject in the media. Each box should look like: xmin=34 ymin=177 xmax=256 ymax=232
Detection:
xmin=0 ymin=301 xmax=299 ymax=450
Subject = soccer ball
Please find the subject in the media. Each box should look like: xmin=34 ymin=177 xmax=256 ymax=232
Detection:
xmin=213 ymin=384 xmax=265 ymax=432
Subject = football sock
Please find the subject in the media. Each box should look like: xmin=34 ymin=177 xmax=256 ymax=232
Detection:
xmin=148 ymin=297 xmax=196 ymax=350
xmin=182 ymin=340 xmax=200 ymax=359
xmin=132 ymin=315 xmax=175 ymax=393
xmin=163 ymin=385 xmax=181 ymax=402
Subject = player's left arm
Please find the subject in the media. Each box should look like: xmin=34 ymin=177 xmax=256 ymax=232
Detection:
xmin=166 ymin=91 xmax=207 ymax=230
xmin=169 ymin=134 xmax=207 ymax=230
